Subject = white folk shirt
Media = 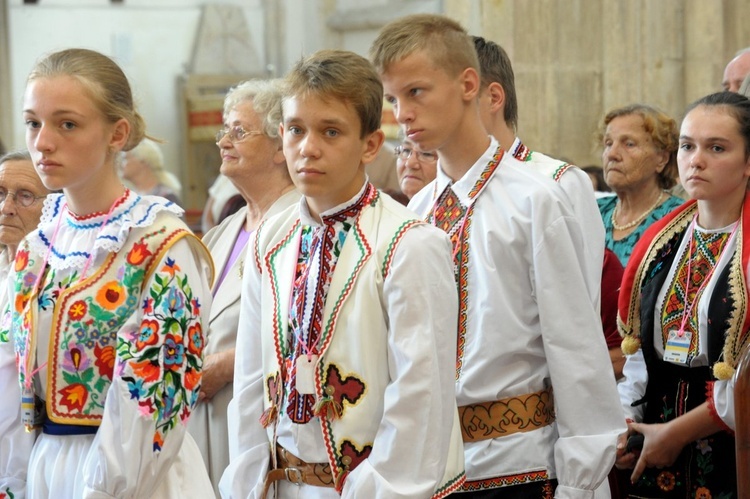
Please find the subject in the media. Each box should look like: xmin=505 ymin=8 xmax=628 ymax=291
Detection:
xmin=409 ymin=138 xmax=625 ymax=498
xmin=222 ymin=183 xmax=464 ymax=499
xmin=510 ymin=138 xmax=605 ymax=311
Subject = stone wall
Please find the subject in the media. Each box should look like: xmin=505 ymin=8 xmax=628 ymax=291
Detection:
xmin=445 ymin=0 xmax=750 ymax=166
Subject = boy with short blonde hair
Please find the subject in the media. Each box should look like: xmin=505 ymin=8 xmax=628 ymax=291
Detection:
xmin=221 ymin=49 xmax=465 ymax=499
xmin=372 ymin=14 xmax=625 ymax=498
xmin=370 ymin=15 xmax=479 ymax=79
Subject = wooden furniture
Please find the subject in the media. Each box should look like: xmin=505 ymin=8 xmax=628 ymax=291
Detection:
xmin=736 ymin=342 xmax=750 ymax=496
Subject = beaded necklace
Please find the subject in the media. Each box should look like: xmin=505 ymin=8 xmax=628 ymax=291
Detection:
xmin=612 ymin=190 xmax=665 ymax=231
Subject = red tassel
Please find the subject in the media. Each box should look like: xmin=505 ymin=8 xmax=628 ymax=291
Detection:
xmin=334 ymin=467 xmax=348 ymax=491
xmin=313 ymin=395 xmax=342 ymax=420
xmin=259 ymin=405 xmax=278 ymax=428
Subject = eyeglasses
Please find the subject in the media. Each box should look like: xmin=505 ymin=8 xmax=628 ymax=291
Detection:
xmin=0 ymin=188 xmax=46 ymax=207
xmin=215 ymin=126 xmax=264 ymax=144
xmin=395 ymin=145 xmax=437 ymax=163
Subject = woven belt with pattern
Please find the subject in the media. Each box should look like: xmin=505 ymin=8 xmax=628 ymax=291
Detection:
xmin=261 ymin=445 xmax=334 ymax=498
xmin=458 ymin=386 xmax=556 ymax=442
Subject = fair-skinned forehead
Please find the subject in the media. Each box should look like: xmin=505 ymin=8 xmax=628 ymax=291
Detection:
xmin=681 ymin=105 xmax=743 ymax=142
xmin=282 ymin=93 xmax=359 ymax=129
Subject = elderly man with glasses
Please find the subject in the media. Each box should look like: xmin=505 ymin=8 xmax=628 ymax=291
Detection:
xmin=0 ymin=150 xmax=51 ymax=271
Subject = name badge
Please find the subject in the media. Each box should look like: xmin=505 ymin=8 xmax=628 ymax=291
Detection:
xmin=663 ymin=330 xmax=692 ymax=365
xmin=295 ymin=355 xmax=318 ymax=395
xmin=21 ymin=384 xmax=42 ymax=431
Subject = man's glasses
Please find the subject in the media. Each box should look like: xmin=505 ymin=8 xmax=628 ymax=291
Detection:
xmin=0 ymin=188 xmax=46 ymax=207
xmin=394 ymin=145 xmax=438 ymax=163
xmin=215 ymin=126 xmax=264 ymax=144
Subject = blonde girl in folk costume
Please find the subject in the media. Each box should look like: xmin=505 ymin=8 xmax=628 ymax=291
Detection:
xmin=0 ymin=48 xmax=214 ymax=498
xmin=616 ymin=91 xmax=750 ymax=498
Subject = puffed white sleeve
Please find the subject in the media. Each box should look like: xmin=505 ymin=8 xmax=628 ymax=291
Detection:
xmin=533 ymin=213 xmax=626 ymax=498
xmin=0 ymin=299 xmax=35 ymax=499
xmin=80 ymin=238 xmax=214 ymax=498
xmin=219 ymin=231 xmax=269 ymax=499
xmin=557 ymin=169 xmax=605 ymax=311
xmin=617 ymin=349 xmax=648 ymax=422
xmin=710 ymin=378 xmax=735 ymax=431
xmin=340 ymin=224 xmax=462 ymax=498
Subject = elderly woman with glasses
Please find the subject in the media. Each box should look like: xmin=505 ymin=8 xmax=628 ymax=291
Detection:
xmin=395 ymin=137 xmax=438 ymax=200
xmin=187 ymin=78 xmax=298 ymax=495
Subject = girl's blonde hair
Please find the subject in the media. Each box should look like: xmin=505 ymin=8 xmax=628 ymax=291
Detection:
xmin=27 ymin=48 xmax=146 ymax=151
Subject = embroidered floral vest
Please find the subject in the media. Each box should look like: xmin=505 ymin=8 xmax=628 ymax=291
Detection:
xmin=11 ymin=215 xmax=201 ymax=427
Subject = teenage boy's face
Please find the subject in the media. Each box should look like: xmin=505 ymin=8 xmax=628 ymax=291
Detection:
xmin=281 ymin=93 xmax=383 ymax=219
xmin=381 ymin=50 xmax=470 ymax=153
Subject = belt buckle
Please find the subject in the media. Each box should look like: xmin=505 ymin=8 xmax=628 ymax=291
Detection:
xmin=284 ymin=467 xmax=303 ymax=485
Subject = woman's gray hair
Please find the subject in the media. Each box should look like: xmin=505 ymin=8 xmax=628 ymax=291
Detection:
xmin=223 ymin=79 xmax=285 ymax=141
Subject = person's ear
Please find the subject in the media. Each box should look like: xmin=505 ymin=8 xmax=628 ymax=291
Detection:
xmin=109 ymin=118 xmax=130 ymax=152
xmin=654 ymin=150 xmax=669 ymax=173
xmin=486 ymin=82 xmax=506 ymax=115
xmin=273 ymin=139 xmax=285 ymax=165
xmin=361 ymin=129 xmax=385 ymax=166
xmin=460 ymin=67 xmax=481 ymax=102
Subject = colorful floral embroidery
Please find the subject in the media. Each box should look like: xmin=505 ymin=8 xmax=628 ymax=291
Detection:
xmin=44 ymin=257 xmax=144 ymax=418
xmin=68 ymin=300 xmax=87 ymax=320
xmin=0 ymin=301 xmax=10 ymax=344
xmin=1 ymin=486 xmax=16 ymax=499
xmin=127 ymin=241 xmax=152 ymax=266
xmin=656 ymin=471 xmax=676 ymax=492
xmin=14 ymin=249 xmax=28 ymax=272
xmin=119 ymin=256 xmax=203 ymax=453
xmin=11 ymin=248 xmax=47 ymax=384
xmin=94 ymin=344 xmax=115 ymax=379
xmin=696 ymin=438 xmax=712 ymax=455
xmin=59 ymin=383 xmax=89 ymax=412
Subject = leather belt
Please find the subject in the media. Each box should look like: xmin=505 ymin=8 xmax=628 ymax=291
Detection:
xmin=458 ymin=386 xmax=555 ymax=442
xmin=261 ymin=445 xmax=334 ymax=498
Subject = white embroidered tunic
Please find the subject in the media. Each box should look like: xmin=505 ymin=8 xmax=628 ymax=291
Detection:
xmin=409 ymin=138 xmax=625 ymax=498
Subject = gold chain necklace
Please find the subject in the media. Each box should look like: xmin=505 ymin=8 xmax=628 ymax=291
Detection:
xmin=612 ymin=190 xmax=665 ymax=231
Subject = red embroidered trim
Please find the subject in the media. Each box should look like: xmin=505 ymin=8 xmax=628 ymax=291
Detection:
xmin=512 ymin=142 xmax=532 ymax=163
xmin=455 ymin=205 xmax=474 ymax=380
xmin=705 ymin=380 xmax=734 ymax=434
xmin=253 ymin=220 xmax=267 ymax=275
xmin=381 ymin=220 xmax=421 ymax=280
xmin=68 ymin=189 xmax=131 ymax=220
xmin=461 ymin=470 xmax=549 ymax=490
xmin=433 ymin=473 xmax=466 ymax=498
xmin=265 ymin=221 xmax=301 ymax=367
xmin=552 ymin=164 xmax=572 ymax=183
